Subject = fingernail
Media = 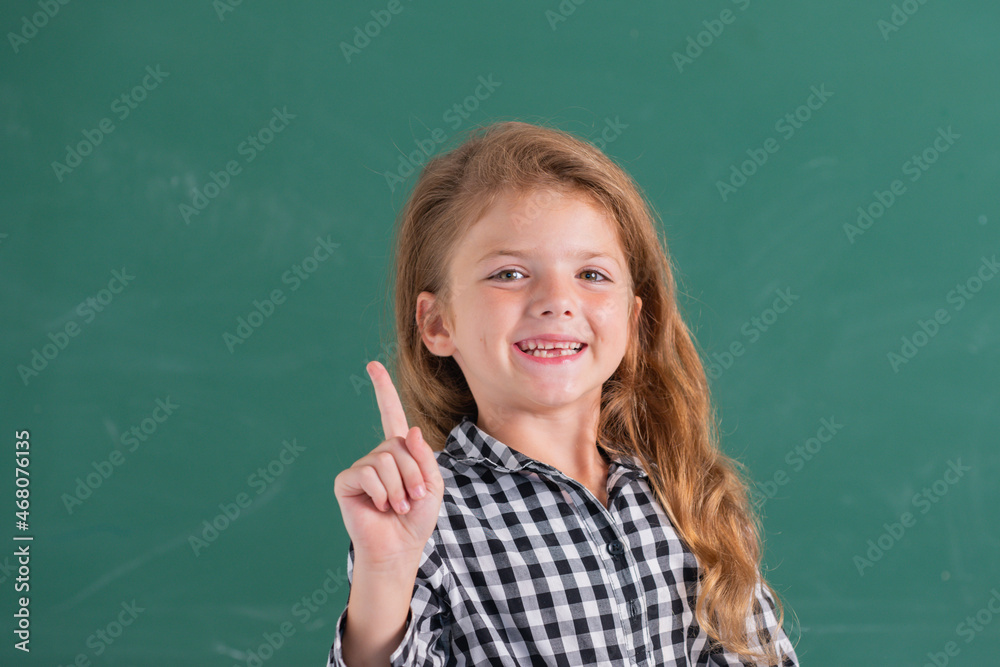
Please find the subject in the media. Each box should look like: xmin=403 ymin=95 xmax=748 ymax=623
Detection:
xmin=399 ymin=499 xmax=410 ymax=513
xmin=413 ymin=485 xmax=426 ymax=499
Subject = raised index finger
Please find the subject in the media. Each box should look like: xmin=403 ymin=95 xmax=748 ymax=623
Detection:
xmin=366 ymin=360 xmax=410 ymax=441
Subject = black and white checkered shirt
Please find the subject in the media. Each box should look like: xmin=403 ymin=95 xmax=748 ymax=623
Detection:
xmin=328 ymin=416 xmax=798 ymax=666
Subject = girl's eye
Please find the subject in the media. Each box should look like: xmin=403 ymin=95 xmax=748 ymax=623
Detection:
xmin=490 ymin=269 xmax=524 ymax=281
xmin=489 ymin=269 xmax=610 ymax=282
xmin=580 ymin=270 xmax=609 ymax=283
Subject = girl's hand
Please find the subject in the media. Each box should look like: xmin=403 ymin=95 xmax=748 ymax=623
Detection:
xmin=334 ymin=361 xmax=444 ymax=569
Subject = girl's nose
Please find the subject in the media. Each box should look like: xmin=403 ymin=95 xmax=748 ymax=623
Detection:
xmin=532 ymin=274 xmax=577 ymax=316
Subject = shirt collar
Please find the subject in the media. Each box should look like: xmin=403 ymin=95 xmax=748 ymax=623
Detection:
xmin=442 ymin=415 xmax=648 ymax=479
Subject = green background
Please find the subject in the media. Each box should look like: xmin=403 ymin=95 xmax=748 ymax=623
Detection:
xmin=2 ymin=1 xmax=998 ymax=664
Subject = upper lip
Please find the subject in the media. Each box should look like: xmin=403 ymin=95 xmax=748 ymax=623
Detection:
xmin=514 ymin=334 xmax=586 ymax=346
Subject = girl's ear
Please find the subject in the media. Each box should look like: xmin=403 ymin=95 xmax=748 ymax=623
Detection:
xmin=416 ymin=291 xmax=455 ymax=357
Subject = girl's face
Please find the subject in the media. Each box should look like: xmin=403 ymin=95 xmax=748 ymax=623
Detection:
xmin=417 ymin=188 xmax=641 ymax=419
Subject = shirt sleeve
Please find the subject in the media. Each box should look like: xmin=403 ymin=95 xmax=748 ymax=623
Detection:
xmin=327 ymin=537 xmax=453 ymax=667
xmin=699 ymin=578 xmax=798 ymax=667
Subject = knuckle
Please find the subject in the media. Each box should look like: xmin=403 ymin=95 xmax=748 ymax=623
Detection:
xmin=360 ymin=466 xmax=380 ymax=486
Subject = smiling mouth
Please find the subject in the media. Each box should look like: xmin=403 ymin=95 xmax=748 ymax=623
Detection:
xmin=514 ymin=342 xmax=587 ymax=358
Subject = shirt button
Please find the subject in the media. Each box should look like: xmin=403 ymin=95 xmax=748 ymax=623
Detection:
xmin=607 ymin=540 xmax=625 ymax=556
xmin=628 ymin=598 xmax=643 ymax=617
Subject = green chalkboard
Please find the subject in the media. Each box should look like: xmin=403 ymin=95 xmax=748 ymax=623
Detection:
xmin=2 ymin=1 xmax=998 ymax=665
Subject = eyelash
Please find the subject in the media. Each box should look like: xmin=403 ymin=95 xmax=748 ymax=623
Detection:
xmin=489 ymin=269 xmax=610 ymax=283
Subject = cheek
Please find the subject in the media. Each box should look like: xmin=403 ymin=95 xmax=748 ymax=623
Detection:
xmin=589 ymin=296 xmax=628 ymax=330
xmin=483 ymin=290 xmax=522 ymax=315
xmin=464 ymin=292 xmax=512 ymax=340
xmin=451 ymin=285 xmax=496 ymax=326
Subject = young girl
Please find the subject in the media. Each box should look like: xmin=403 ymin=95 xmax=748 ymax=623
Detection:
xmin=329 ymin=121 xmax=799 ymax=666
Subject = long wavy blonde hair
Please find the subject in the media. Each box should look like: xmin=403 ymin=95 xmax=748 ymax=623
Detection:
xmin=376 ymin=119 xmax=795 ymax=664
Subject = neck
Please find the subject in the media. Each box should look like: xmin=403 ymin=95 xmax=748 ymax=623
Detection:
xmin=475 ymin=402 xmax=607 ymax=485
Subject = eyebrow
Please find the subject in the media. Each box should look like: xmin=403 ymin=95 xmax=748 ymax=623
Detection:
xmin=476 ymin=249 xmax=620 ymax=266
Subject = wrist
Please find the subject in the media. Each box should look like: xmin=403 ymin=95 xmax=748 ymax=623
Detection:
xmin=353 ymin=547 xmax=423 ymax=576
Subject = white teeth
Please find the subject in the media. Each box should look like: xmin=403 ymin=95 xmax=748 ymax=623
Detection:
xmin=524 ymin=347 xmax=580 ymax=357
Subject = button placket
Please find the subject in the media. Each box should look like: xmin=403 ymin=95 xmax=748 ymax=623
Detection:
xmin=530 ymin=461 xmax=649 ymax=664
